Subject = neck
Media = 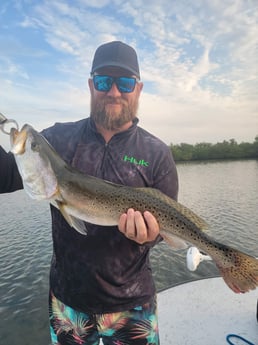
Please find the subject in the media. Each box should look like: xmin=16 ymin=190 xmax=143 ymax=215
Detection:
xmin=95 ymin=121 xmax=133 ymax=143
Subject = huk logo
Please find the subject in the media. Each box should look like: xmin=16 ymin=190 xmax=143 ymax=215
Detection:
xmin=123 ymin=155 xmax=149 ymax=167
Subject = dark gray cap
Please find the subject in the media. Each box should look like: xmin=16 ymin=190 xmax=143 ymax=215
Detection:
xmin=91 ymin=41 xmax=140 ymax=79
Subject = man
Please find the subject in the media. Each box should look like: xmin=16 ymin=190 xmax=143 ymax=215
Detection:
xmin=0 ymin=41 xmax=178 ymax=344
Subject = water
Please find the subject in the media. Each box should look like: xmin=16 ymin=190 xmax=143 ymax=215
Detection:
xmin=0 ymin=160 xmax=257 ymax=345
xmin=151 ymin=159 xmax=258 ymax=291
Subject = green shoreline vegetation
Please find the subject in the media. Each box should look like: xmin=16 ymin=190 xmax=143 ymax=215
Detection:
xmin=170 ymin=136 xmax=258 ymax=162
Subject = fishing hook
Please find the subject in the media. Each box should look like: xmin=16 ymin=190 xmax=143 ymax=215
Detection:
xmin=0 ymin=112 xmax=19 ymax=135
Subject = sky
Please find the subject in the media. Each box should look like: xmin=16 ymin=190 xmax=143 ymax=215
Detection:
xmin=0 ymin=0 xmax=257 ymax=150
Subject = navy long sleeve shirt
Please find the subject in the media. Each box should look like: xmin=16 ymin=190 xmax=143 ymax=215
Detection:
xmin=0 ymin=117 xmax=178 ymax=313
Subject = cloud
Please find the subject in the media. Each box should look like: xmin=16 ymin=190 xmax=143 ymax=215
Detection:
xmin=140 ymin=90 xmax=258 ymax=145
xmin=0 ymin=0 xmax=257 ymax=147
xmin=0 ymin=58 xmax=29 ymax=80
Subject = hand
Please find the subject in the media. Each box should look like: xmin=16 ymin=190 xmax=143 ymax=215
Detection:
xmin=118 ymin=208 xmax=160 ymax=244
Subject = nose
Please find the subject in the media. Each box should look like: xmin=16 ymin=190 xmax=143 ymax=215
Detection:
xmin=106 ymin=81 xmax=121 ymax=97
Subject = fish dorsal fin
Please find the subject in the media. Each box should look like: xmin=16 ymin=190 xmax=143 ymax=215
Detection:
xmin=55 ymin=200 xmax=88 ymax=235
xmin=137 ymin=187 xmax=208 ymax=231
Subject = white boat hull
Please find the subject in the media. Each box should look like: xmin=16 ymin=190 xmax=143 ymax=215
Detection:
xmin=158 ymin=277 xmax=258 ymax=344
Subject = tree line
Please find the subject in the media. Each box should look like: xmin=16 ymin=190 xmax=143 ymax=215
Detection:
xmin=170 ymin=136 xmax=258 ymax=162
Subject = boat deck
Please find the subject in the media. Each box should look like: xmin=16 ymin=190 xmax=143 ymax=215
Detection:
xmin=158 ymin=277 xmax=258 ymax=344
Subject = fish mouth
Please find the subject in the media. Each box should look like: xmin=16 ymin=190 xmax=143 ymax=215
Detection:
xmin=10 ymin=125 xmax=28 ymax=155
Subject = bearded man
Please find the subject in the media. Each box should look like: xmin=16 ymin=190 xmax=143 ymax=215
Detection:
xmin=0 ymin=41 xmax=178 ymax=345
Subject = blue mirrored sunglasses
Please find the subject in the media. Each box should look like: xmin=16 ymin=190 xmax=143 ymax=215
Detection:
xmin=93 ymin=75 xmax=138 ymax=93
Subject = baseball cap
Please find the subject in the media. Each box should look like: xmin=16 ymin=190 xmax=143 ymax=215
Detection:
xmin=91 ymin=41 xmax=140 ymax=79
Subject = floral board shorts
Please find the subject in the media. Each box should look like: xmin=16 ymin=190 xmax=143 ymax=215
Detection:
xmin=49 ymin=292 xmax=160 ymax=345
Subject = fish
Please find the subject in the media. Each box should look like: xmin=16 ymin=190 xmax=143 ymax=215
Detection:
xmin=10 ymin=124 xmax=258 ymax=294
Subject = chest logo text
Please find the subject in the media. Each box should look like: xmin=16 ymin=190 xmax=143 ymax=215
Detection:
xmin=123 ymin=155 xmax=149 ymax=167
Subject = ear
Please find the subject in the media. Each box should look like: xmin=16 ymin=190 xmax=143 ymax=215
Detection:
xmin=136 ymin=81 xmax=143 ymax=95
xmin=88 ymin=78 xmax=94 ymax=95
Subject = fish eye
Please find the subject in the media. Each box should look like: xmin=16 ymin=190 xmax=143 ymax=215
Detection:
xmin=31 ymin=141 xmax=39 ymax=151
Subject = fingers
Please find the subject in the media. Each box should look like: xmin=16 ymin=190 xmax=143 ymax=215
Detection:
xmin=125 ymin=208 xmax=138 ymax=239
xmin=143 ymin=210 xmax=160 ymax=242
xmin=118 ymin=209 xmax=136 ymax=239
xmin=118 ymin=208 xmax=159 ymax=244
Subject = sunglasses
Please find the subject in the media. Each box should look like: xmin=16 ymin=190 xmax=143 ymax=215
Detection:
xmin=92 ymin=75 xmax=138 ymax=93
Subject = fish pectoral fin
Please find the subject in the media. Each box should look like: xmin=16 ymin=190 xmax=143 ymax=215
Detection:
xmin=161 ymin=231 xmax=189 ymax=251
xmin=67 ymin=215 xmax=88 ymax=236
xmin=56 ymin=200 xmax=88 ymax=235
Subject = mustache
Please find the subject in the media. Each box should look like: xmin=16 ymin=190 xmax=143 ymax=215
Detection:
xmin=103 ymin=97 xmax=127 ymax=105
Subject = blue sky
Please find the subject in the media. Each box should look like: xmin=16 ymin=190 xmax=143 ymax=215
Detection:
xmin=0 ymin=0 xmax=257 ymax=149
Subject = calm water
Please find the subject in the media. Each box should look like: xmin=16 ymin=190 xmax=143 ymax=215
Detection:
xmin=0 ymin=160 xmax=257 ymax=345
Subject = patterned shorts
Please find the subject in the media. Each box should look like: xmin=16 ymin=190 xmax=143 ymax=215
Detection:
xmin=49 ymin=292 xmax=160 ymax=345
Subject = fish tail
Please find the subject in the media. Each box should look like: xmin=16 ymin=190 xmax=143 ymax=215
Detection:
xmin=215 ymin=248 xmax=258 ymax=293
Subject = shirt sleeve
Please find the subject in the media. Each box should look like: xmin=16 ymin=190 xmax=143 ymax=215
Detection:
xmin=0 ymin=146 xmax=23 ymax=193
xmin=152 ymin=146 xmax=179 ymax=201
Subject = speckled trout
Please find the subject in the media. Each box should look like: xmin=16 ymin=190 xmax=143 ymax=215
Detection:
xmin=10 ymin=124 xmax=258 ymax=294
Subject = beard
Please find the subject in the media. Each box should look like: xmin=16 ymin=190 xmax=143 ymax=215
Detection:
xmin=90 ymin=96 xmax=139 ymax=131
